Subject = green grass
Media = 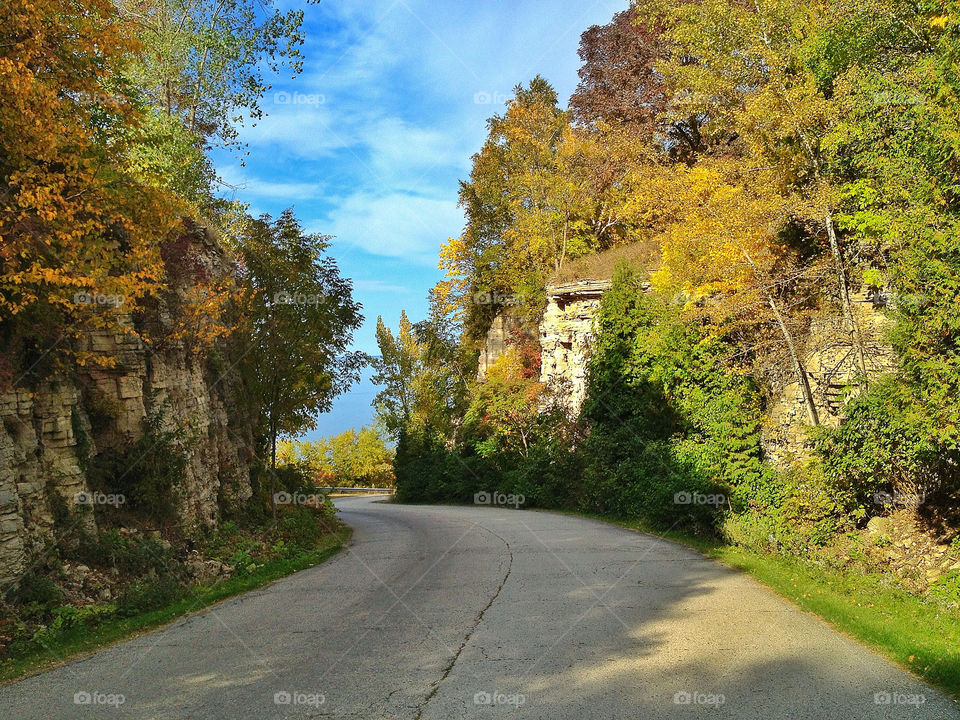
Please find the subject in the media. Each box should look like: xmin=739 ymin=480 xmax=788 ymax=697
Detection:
xmin=0 ymin=528 xmax=351 ymax=684
xmin=540 ymin=509 xmax=960 ymax=700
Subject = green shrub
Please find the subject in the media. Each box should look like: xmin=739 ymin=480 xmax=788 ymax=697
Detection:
xmin=270 ymin=539 xmax=301 ymax=559
xmin=116 ymin=575 xmax=183 ymax=617
xmin=276 ymin=506 xmax=332 ymax=549
xmin=723 ymin=464 xmax=856 ymax=554
xmin=929 ymin=570 xmax=960 ymax=606
xmin=6 ymin=572 xmax=63 ymax=618
xmin=274 ymin=462 xmax=311 ymax=494
xmin=69 ymin=529 xmax=174 ymax=576
xmin=102 ymin=531 xmax=172 ymax=575
xmin=227 ymin=548 xmax=258 ymax=577
xmin=575 ymin=264 xmax=762 ymax=532
xmin=88 ymin=404 xmax=188 ymax=527
xmin=811 ymin=378 xmax=944 ymax=512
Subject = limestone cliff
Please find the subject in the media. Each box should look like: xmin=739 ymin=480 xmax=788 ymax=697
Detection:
xmin=538 ymin=280 xmax=611 ymax=412
xmin=0 ymin=227 xmax=255 ymax=587
xmin=479 ymin=275 xmax=896 ymax=463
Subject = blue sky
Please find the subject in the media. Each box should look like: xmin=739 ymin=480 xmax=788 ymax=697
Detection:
xmin=212 ymin=0 xmax=629 ymax=439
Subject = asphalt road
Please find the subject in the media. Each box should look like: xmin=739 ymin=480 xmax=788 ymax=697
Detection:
xmin=1 ymin=495 xmax=957 ymax=719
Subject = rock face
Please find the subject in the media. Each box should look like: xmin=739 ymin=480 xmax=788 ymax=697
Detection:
xmin=0 ymin=227 xmax=255 ymax=588
xmin=477 ymin=314 xmax=524 ymax=378
xmin=762 ymin=291 xmax=897 ymax=465
xmin=538 ymin=280 xmax=611 ymax=413
xmin=480 ymin=277 xmax=896 ymax=463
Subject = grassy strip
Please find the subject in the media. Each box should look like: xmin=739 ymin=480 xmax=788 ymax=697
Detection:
xmin=541 ymin=509 xmax=960 ymax=699
xmin=0 ymin=528 xmax=351 ymax=684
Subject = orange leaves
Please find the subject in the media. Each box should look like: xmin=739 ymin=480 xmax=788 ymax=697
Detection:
xmin=0 ymin=0 xmax=192 ymax=374
xmin=468 ymin=346 xmax=546 ymax=455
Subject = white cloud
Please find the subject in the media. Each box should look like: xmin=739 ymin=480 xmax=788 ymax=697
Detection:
xmin=320 ymin=191 xmax=463 ymax=264
xmin=353 ymin=279 xmax=417 ymax=294
xmin=364 ymin=117 xmax=471 ymax=188
xmin=217 ymin=165 xmax=323 ymax=201
xmin=238 ymin=101 xmax=346 ymax=157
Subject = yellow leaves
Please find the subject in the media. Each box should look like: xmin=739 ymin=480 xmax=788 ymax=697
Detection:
xmin=0 ymin=0 xmax=185 ymax=370
xmin=438 ymin=236 xmax=470 ymax=276
xmin=430 ymin=279 xmax=464 ymax=322
xmin=641 ymin=156 xmax=803 ymax=335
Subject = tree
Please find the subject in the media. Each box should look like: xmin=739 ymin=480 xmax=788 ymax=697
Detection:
xmin=118 ymin=0 xmax=307 ymax=151
xmin=819 ymin=3 xmax=960 ymax=452
xmin=237 ymin=209 xmax=363 ymax=513
xmin=647 ymin=0 xmax=937 ymax=387
xmin=441 ymin=77 xmax=642 ymax=343
xmin=371 ymin=311 xmax=468 ymax=444
xmin=580 ymin=263 xmax=766 ymax=522
xmin=648 ymin=159 xmax=824 ymax=425
xmin=278 ymin=426 xmax=395 ymax=487
xmin=569 ymin=3 xmax=706 ymax=161
xmin=445 ymin=78 xmax=574 ymax=322
xmin=465 ymin=347 xmax=546 ymax=457
xmin=0 ymin=0 xmax=182 ymax=377
xmin=371 ymin=312 xmax=419 ymax=438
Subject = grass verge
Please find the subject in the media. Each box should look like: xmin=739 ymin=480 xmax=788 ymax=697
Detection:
xmin=0 ymin=527 xmax=351 ymax=685
xmin=542 ymin=509 xmax=960 ymax=700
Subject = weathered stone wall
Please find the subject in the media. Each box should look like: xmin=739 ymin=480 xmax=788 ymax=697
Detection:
xmin=762 ymin=291 xmax=897 ymax=465
xmin=538 ymin=280 xmax=611 ymax=413
xmin=477 ymin=314 xmax=519 ymax=378
xmin=0 ymin=229 xmax=254 ymax=588
xmin=477 ymin=276 xmax=897 ymax=465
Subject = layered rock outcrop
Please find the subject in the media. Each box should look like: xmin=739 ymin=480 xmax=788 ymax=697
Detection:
xmin=479 ymin=274 xmax=896 ymax=463
xmin=763 ymin=291 xmax=897 ymax=464
xmin=0 ymin=228 xmax=254 ymax=587
xmin=538 ymin=280 xmax=611 ymax=412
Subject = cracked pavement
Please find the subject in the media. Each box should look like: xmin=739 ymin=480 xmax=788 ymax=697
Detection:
xmin=1 ymin=495 xmax=957 ymax=719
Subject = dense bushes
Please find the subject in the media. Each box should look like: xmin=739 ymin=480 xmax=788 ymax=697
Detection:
xmin=394 ymin=265 xmax=772 ymax=535
xmin=73 ymin=530 xmax=174 ymax=576
xmin=1 ymin=455 xmax=343 ymax=664
xmin=811 ymin=379 xmax=956 ymax=511
xmin=116 ymin=575 xmax=183 ymax=617
xmin=394 ymin=264 xmax=956 ymax=554
xmin=86 ymin=405 xmax=188 ymax=528
xmin=574 ymin=265 xmax=767 ymax=530
xmin=722 ymin=465 xmax=856 ymax=555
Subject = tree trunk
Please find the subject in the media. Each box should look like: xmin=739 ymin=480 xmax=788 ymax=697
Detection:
xmin=767 ymin=295 xmax=820 ymax=426
xmin=824 ymin=210 xmax=870 ymax=386
xmin=704 ymin=201 xmax=821 ymax=426
xmin=270 ymin=423 xmax=278 ymax=521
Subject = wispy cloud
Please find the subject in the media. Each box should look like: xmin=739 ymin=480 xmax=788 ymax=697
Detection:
xmin=353 ymin=279 xmax=417 ymax=294
xmin=218 ymin=165 xmax=323 ymax=201
xmin=319 ymin=191 xmax=463 ymax=265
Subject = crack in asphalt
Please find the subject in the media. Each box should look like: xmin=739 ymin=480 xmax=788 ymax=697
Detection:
xmin=413 ymin=523 xmax=514 ymax=720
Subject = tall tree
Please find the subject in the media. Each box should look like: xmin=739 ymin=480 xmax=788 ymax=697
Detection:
xmin=371 ymin=311 xmax=467 ymax=444
xmin=648 ymin=159 xmax=823 ymax=425
xmin=238 ymin=209 xmax=363 ymax=513
xmin=0 ymin=0 xmax=181 ymax=377
xmin=647 ymin=0 xmax=936 ymax=386
xmin=569 ymin=3 xmax=706 ymax=161
xmin=117 ymin=0 xmax=306 ymax=150
xmin=441 ymin=77 xmax=630 ymax=342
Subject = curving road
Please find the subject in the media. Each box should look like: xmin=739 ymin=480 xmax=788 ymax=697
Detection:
xmin=1 ymin=495 xmax=957 ymax=719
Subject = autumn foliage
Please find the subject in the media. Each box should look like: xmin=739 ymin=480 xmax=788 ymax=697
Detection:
xmin=0 ymin=0 xmax=181 ymax=365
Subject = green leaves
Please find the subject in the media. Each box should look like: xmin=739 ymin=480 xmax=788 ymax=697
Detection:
xmin=119 ymin=0 xmax=306 ymax=151
xmin=583 ymin=264 xmax=766 ymax=523
xmin=811 ymin=378 xmax=947 ymax=503
xmin=237 ymin=208 xmax=363 ymax=458
xmin=372 ymin=312 xmax=468 ymax=443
